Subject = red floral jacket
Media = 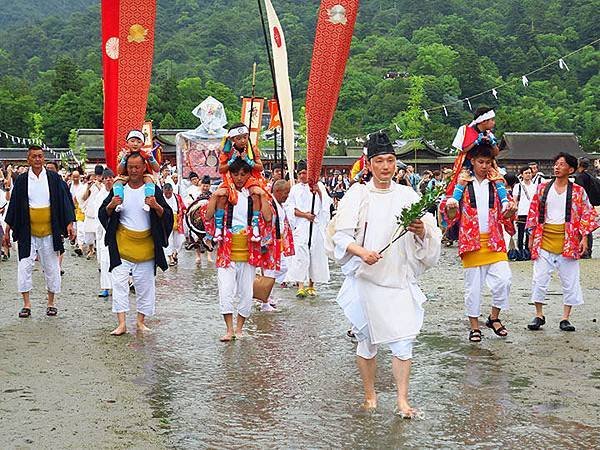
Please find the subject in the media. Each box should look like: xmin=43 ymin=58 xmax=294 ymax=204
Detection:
xmin=441 ymin=181 xmax=515 ymax=257
xmin=204 ymin=198 xmax=276 ymax=270
xmin=526 ymin=181 xmax=599 ymax=260
xmin=173 ymin=194 xmax=187 ymax=234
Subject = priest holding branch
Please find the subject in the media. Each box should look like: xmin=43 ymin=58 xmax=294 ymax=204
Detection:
xmin=331 ymin=132 xmax=442 ymax=417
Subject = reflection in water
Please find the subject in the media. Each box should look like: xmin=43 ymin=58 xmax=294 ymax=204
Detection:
xmin=133 ymin=253 xmax=599 ymax=448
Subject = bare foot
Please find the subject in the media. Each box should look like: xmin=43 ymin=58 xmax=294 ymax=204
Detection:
xmin=396 ymin=400 xmax=416 ymax=419
xmin=234 ymin=330 xmax=243 ymax=339
xmin=137 ymin=322 xmax=151 ymax=332
xmin=220 ymin=332 xmax=234 ymax=342
xmin=360 ymin=397 xmax=377 ymax=411
xmin=110 ymin=325 xmax=127 ymax=336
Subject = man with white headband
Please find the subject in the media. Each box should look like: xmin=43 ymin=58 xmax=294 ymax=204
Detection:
xmin=330 ymin=132 xmax=441 ymax=417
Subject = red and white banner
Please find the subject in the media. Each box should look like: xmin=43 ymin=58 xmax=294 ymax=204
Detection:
xmin=264 ymin=0 xmax=295 ymax=180
xmin=101 ymin=0 xmax=156 ymax=170
xmin=241 ymin=97 xmax=265 ymax=151
xmin=305 ymin=1 xmax=359 ymax=185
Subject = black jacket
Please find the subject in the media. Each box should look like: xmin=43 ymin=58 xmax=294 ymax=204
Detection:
xmin=5 ymin=170 xmax=75 ymax=260
xmin=98 ymin=185 xmax=173 ymax=273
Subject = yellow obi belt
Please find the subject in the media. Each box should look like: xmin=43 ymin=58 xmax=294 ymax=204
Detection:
xmin=75 ymin=204 xmax=85 ymax=222
xmin=461 ymin=233 xmax=508 ymax=268
xmin=231 ymin=232 xmax=249 ymax=263
xmin=173 ymin=212 xmax=179 ymax=231
xmin=30 ymin=207 xmax=52 ymax=238
xmin=116 ymin=224 xmax=154 ymax=263
xmin=541 ymin=223 xmax=565 ymax=255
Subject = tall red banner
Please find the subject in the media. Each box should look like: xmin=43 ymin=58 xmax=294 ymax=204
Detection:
xmin=101 ymin=0 xmax=119 ymax=171
xmin=101 ymin=0 xmax=156 ymax=171
xmin=305 ymin=1 xmax=359 ymax=185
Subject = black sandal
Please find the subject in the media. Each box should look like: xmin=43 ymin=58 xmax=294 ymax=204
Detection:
xmin=485 ymin=316 xmax=508 ymax=337
xmin=469 ymin=329 xmax=482 ymax=342
xmin=46 ymin=306 xmax=58 ymax=316
xmin=18 ymin=308 xmax=31 ymax=318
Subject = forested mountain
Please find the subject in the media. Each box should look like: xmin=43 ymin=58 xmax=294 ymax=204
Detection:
xmin=0 ymin=0 xmax=598 ymax=151
xmin=0 ymin=0 xmax=95 ymax=26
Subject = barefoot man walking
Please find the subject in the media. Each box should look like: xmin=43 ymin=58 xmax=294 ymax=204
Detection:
xmin=332 ymin=132 xmax=441 ymax=417
xmin=99 ymin=152 xmax=173 ymax=335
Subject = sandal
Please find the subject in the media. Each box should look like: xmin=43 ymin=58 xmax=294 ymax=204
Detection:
xmin=485 ymin=316 xmax=508 ymax=337
xmin=18 ymin=307 xmax=31 ymax=318
xmin=46 ymin=306 xmax=58 ymax=316
xmin=468 ymin=329 xmax=482 ymax=342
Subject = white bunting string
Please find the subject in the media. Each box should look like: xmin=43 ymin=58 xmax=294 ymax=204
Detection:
xmin=0 ymin=127 xmax=81 ymax=165
xmin=419 ymin=36 xmax=599 ymax=117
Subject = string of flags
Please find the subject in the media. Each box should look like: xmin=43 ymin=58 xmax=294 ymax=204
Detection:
xmin=0 ymin=128 xmax=81 ymax=165
xmin=421 ymin=36 xmax=600 ymax=120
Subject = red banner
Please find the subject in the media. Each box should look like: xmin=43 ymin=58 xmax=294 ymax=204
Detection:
xmin=101 ymin=0 xmax=119 ymax=171
xmin=101 ymin=0 xmax=156 ymax=170
xmin=305 ymin=1 xmax=359 ymax=185
xmin=268 ymin=99 xmax=281 ymax=130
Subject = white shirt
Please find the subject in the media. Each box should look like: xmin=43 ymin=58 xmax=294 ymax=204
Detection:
xmin=272 ymin=198 xmax=287 ymax=235
xmin=472 ymin=178 xmax=490 ymax=233
xmin=84 ymin=183 xmax=102 ymax=219
xmin=185 ymin=185 xmax=201 ymax=206
xmin=231 ymin=189 xmax=250 ymax=230
xmin=28 ymin=168 xmax=50 ymax=208
xmin=165 ymin=194 xmax=179 ymax=214
xmin=545 ymin=184 xmax=566 ymax=224
xmin=513 ymin=181 xmax=537 ymax=216
xmin=120 ymin=184 xmax=151 ymax=231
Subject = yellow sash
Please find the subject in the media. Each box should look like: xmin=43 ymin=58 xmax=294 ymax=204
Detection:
xmin=541 ymin=223 xmax=565 ymax=255
xmin=30 ymin=207 xmax=52 ymax=238
xmin=461 ymin=233 xmax=508 ymax=268
xmin=173 ymin=212 xmax=179 ymax=231
xmin=75 ymin=202 xmax=85 ymax=222
xmin=116 ymin=224 xmax=154 ymax=263
xmin=231 ymin=232 xmax=249 ymax=262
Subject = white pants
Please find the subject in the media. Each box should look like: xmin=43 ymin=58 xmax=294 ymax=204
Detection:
xmin=96 ymin=224 xmax=111 ymax=290
xmin=464 ymin=261 xmax=511 ymax=317
xmin=166 ymin=232 xmax=185 ymax=256
xmin=286 ymin=236 xmax=329 ymax=283
xmin=357 ymin=336 xmax=414 ymax=361
xmin=218 ymin=262 xmax=256 ymax=318
xmin=84 ymin=231 xmax=96 ymax=246
xmin=263 ymin=255 xmax=288 ymax=284
xmin=531 ymin=249 xmax=583 ymax=306
xmin=76 ymin=221 xmax=85 ymax=246
xmin=17 ymin=235 xmax=61 ymax=294
xmin=111 ymin=259 xmax=156 ymax=316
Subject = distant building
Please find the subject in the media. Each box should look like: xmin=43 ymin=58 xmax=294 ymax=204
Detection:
xmin=498 ymin=132 xmax=590 ymax=173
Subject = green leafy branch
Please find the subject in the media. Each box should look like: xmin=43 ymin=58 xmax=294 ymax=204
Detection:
xmin=379 ymin=183 xmax=447 ymax=254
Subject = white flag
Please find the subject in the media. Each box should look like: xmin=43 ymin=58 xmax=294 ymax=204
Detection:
xmin=558 ymin=58 xmax=570 ymax=71
xmin=492 ymin=88 xmax=498 ymax=99
xmin=522 ymin=75 xmax=529 ymax=87
xmin=264 ymin=0 xmax=295 ymax=182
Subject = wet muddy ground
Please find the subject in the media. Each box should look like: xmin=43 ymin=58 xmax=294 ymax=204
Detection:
xmin=1 ymin=233 xmax=599 ymax=448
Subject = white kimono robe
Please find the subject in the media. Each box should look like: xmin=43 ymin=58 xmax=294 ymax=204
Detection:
xmin=285 ymin=181 xmax=332 ymax=284
xmin=332 ymin=181 xmax=441 ymax=344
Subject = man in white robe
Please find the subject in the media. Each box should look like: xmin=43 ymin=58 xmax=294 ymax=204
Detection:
xmin=286 ymin=160 xmax=332 ymax=297
xmin=331 ymin=132 xmax=441 ymax=417
xmin=95 ymin=169 xmax=114 ymax=298
xmin=70 ymin=170 xmax=87 ymax=255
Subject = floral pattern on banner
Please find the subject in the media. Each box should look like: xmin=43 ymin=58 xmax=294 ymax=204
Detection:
xmin=526 ymin=182 xmax=600 ymax=260
xmin=441 ymin=187 xmax=515 ymax=257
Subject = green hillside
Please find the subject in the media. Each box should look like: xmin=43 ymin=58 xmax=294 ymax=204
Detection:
xmin=0 ymin=0 xmax=598 ymax=150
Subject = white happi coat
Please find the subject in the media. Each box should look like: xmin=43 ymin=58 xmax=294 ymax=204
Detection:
xmin=285 ymin=181 xmax=332 ymax=283
xmin=332 ymin=181 xmax=441 ymax=344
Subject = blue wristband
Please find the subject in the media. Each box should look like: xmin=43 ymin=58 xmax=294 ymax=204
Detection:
xmin=244 ymin=156 xmax=255 ymax=168
xmin=227 ymin=155 xmax=238 ymax=166
xmin=452 ymin=184 xmax=465 ymax=202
